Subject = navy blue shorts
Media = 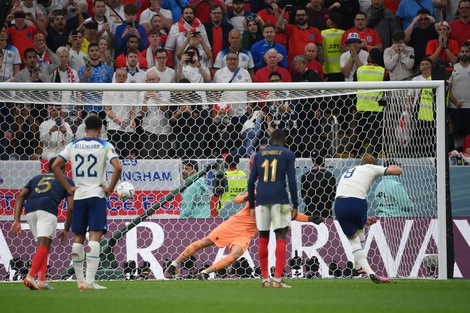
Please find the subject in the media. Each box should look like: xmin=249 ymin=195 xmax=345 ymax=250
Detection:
xmin=72 ymin=197 xmax=108 ymax=234
xmin=334 ymin=197 xmax=367 ymax=237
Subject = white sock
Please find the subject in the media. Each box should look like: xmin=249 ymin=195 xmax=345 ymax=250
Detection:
xmin=72 ymin=243 xmax=85 ymax=282
xmin=170 ymin=261 xmax=178 ymax=267
xmin=349 ymin=236 xmax=374 ymax=275
xmin=358 ymin=230 xmax=366 ymax=249
xmin=85 ymin=241 xmax=100 ymax=285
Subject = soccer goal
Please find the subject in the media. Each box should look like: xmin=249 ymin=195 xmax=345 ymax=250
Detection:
xmin=0 ymin=80 xmax=450 ymax=281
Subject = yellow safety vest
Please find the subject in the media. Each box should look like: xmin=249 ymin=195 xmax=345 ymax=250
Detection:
xmin=356 ymin=65 xmax=386 ymax=112
xmin=418 ymin=76 xmax=434 ymax=121
xmin=219 ymin=169 xmax=247 ymax=209
xmin=321 ymin=28 xmax=344 ymax=74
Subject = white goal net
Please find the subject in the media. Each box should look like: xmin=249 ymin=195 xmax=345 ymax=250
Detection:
xmin=0 ymin=81 xmax=447 ymax=281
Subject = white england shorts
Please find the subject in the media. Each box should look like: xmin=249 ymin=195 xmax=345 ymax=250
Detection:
xmin=255 ymin=204 xmax=292 ymax=231
xmin=26 ymin=210 xmax=57 ymax=241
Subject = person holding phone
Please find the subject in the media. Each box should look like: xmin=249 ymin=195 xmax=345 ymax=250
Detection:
xmin=39 ymin=104 xmax=74 ymax=160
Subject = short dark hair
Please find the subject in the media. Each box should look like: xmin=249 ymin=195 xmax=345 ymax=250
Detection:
xmin=48 ymin=157 xmax=64 ymax=172
xmin=148 ymin=28 xmax=161 ymax=36
xmin=392 ymin=30 xmax=405 ymax=42
xmin=360 ymin=154 xmax=377 ymax=165
xmin=183 ymin=159 xmax=198 ymax=171
xmin=85 ymin=114 xmax=103 ymax=131
xmin=124 ymin=3 xmax=138 ymax=15
xmin=24 ymin=47 xmax=37 ymax=59
xmin=87 ymin=42 xmax=99 ymax=51
xmin=125 ymin=49 xmax=139 ymax=56
xmin=417 ymin=8 xmax=431 ymax=15
xmin=270 ymin=129 xmax=286 ymax=145
xmin=269 ymin=71 xmax=282 ymax=81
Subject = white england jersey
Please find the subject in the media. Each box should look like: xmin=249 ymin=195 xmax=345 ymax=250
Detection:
xmin=59 ymin=138 xmax=119 ymax=200
xmin=335 ymin=164 xmax=387 ymax=199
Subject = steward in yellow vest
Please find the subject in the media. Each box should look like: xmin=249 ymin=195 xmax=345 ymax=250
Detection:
xmin=213 ymin=154 xmax=247 ymax=213
xmin=321 ymin=12 xmax=345 ymax=82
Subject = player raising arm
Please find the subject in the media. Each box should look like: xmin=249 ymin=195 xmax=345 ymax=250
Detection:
xmin=164 ymin=192 xmax=322 ymax=280
xmin=52 ymin=115 xmax=122 ymax=290
xmin=334 ymin=154 xmax=402 ymax=284
xmin=247 ymin=129 xmax=299 ymax=288
xmin=11 ymin=157 xmax=74 ymax=290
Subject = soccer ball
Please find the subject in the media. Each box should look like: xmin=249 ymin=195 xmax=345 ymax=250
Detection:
xmin=116 ymin=182 xmax=135 ymax=200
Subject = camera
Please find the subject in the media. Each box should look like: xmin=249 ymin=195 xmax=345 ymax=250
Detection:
xmin=69 ymin=8 xmax=77 ymax=13
xmin=32 ymin=67 xmax=40 ymax=75
xmin=184 ymin=51 xmax=196 ymax=64
xmin=56 ymin=119 xmax=62 ymax=127
xmin=127 ymin=21 xmax=135 ymax=27
xmin=54 ymin=9 xmax=67 ymax=16
xmin=285 ymin=4 xmax=296 ymax=14
xmin=191 ymin=31 xmax=200 ymax=37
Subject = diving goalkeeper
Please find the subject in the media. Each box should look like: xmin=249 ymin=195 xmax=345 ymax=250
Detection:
xmin=164 ymin=193 xmax=323 ymax=280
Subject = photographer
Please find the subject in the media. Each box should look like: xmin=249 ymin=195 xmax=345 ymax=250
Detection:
xmin=114 ymin=4 xmax=147 ymax=56
xmin=176 ymin=45 xmax=211 ymax=83
xmin=175 ymin=29 xmax=212 ymax=68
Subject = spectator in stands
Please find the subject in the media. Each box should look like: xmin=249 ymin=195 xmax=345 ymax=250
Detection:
xmin=46 ymin=11 xmax=70 ymax=53
xmin=404 ymin=9 xmax=438 ymax=70
xmin=81 ymin=0 xmax=115 ymax=41
xmin=425 ymin=21 xmax=459 ymax=65
xmin=384 ymin=30 xmax=415 ymax=81
xmin=169 ymin=80 xmax=207 ymax=159
xmin=0 ymin=28 xmax=21 ymax=79
xmin=206 ymin=104 xmax=238 ymax=157
xmin=138 ymin=70 xmax=173 ymax=159
xmin=7 ymin=7 xmax=47 ymax=62
xmin=15 ymin=48 xmax=60 ymax=83
xmin=301 ymin=153 xmax=336 ymax=218
xmin=104 ymin=67 xmax=137 ymax=159
xmin=405 ymin=57 xmax=435 ymax=157
xmin=67 ymin=30 xmax=88 ymax=71
xmin=227 ymin=0 xmax=257 ymax=34
xmin=64 ymin=0 xmax=89 ymax=31
xmin=265 ymin=72 xmax=300 ymax=153
xmin=114 ymin=4 xmax=148 ymax=56
xmin=98 ymin=37 xmax=114 ymax=69
xmin=106 ymin=0 xmax=126 ymax=25
xmin=20 ymin=0 xmax=47 ymax=24
xmin=365 ymin=0 xmax=398 ymax=49
xmin=174 ymin=24 xmax=213 ymax=70
xmin=176 ymin=46 xmax=212 ymax=83
xmin=450 ymin=0 xmax=470 ymax=47
xmin=188 ymin=0 xmax=226 ymax=24
xmin=341 ymin=11 xmax=383 ymax=52
xmin=75 ymin=111 xmax=108 ymax=140
xmin=179 ymin=159 xmax=211 ymax=218
xmin=448 ymin=44 xmax=470 ymax=150
xmin=204 ymin=3 xmax=233 ymax=64
xmin=0 ymin=50 xmax=12 ymax=82
xmin=148 ymin=14 xmax=171 ymax=53
xmin=241 ymin=16 xmax=263 ymax=50
xmin=115 ymin=35 xmax=150 ymax=68
xmin=396 ymin=0 xmax=434 ymax=30
xmin=140 ymin=0 xmax=174 ymax=32
xmin=292 ymin=54 xmax=322 ymax=82
xmin=161 ymin=0 xmax=190 ymax=22
xmin=321 ymin=12 xmax=344 ymax=81
xmin=50 ymin=47 xmax=79 ymax=103
xmin=277 ymin=6 xmax=323 ymax=66
xmin=256 ymin=0 xmax=288 ymax=47
xmin=165 ymin=5 xmax=211 ymax=67
xmin=212 ymin=50 xmax=252 ymax=125
xmin=39 ymin=104 xmax=74 ymax=160
xmin=34 ymin=33 xmax=54 ymax=67
xmin=115 ymin=50 xmax=147 ymax=83
xmin=147 ymin=48 xmax=177 ymax=83
xmin=78 ymin=42 xmax=113 ymax=117
xmin=214 ymin=29 xmax=255 ymax=78
xmin=253 ymin=48 xmax=291 ymax=82
xmin=303 ymin=43 xmax=324 ymax=78
xmin=340 ymin=32 xmax=369 ymax=81
xmin=9 ymin=104 xmax=41 ymax=160
xmin=141 ymin=29 xmax=164 ymax=68
xmin=352 ymin=48 xmax=389 ymax=158
xmin=250 ymin=23 xmax=288 ymax=71
xmin=305 ymin=0 xmax=330 ymax=31
xmin=324 ymin=0 xmax=360 ymax=30
xmin=80 ymin=20 xmax=100 ymax=53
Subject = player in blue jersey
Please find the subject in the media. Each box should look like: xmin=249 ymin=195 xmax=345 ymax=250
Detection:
xmin=11 ymin=157 xmax=74 ymax=290
xmin=52 ymin=115 xmax=122 ymax=290
xmin=335 ymin=154 xmax=402 ymax=284
xmin=247 ymin=129 xmax=299 ymax=288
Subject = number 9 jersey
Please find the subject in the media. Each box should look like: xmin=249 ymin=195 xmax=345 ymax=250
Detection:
xmin=58 ymin=138 xmax=119 ymax=200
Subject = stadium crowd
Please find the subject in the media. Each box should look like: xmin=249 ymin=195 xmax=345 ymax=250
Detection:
xmin=0 ymin=0 xmax=470 ymax=161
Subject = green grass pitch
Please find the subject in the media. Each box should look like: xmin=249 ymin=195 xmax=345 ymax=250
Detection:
xmin=1 ymin=279 xmax=469 ymax=313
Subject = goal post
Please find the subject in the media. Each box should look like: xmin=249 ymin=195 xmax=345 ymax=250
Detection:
xmin=0 ymin=80 xmax=451 ymax=280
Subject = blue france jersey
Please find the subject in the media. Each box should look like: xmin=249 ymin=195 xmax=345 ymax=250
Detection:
xmin=248 ymin=145 xmax=299 ymax=209
xmin=23 ymin=173 xmax=74 ymax=216
xmin=59 ymin=138 xmax=119 ymax=200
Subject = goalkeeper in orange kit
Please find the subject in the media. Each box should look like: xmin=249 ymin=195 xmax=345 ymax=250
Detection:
xmin=163 ymin=193 xmax=323 ymax=280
